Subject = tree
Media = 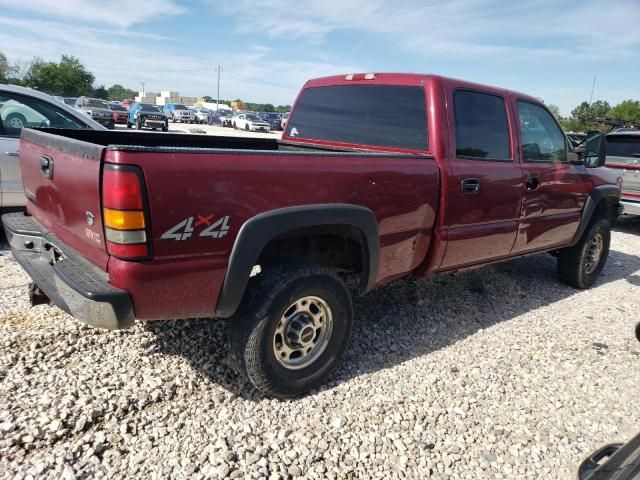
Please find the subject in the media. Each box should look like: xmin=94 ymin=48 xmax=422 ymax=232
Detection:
xmin=107 ymin=84 xmax=137 ymax=101
xmin=93 ymin=85 xmax=108 ymax=99
xmin=609 ymin=100 xmax=640 ymax=126
xmin=0 ymin=50 xmax=20 ymax=83
xmin=201 ymin=95 xmax=214 ymax=103
xmin=546 ymin=104 xmax=561 ymax=120
xmin=23 ymin=55 xmax=94 ymax=96
xmin=570 ymin=100 xmax=611 ymax=131
xmin=276 ymin=105 xmax=291 ymax=113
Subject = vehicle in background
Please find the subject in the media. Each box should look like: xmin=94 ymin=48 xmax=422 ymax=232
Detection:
xmin=258 ymin=112 xmax=282 ymax=131
xmin=280 ymin=111 xmax=289 ymax=129
xmin=74 ymin=97 xmax=115 ymax=129
xmin=192 ymin=107 xmax=211 ymax=124
xmin=605 ymin=130 xmax=640 ymax=216
xmin=233 ymin=112 xmax=271 ymax=132
xmin=0 ymin=83 xmax=104 ymax=211
xmin=566 ymin=132 xmax=587 ymax=148
xmin=122 ymin=99 xmax=135 ymax=109
xmin=127 ymin=102 xmax=168 ymax=131
xmin=209 ymin=109 xmax=234 ymax=127
xmin=63 ymin=97 xmax=77 ymax=107
xmin=108 ymin=103 xmax=129 ymax=125
xmin=52 ymin=95 xmax=65 ymax=104
xmin=163 ymin=103 xmax=196 ymax=123
xmin=2 ymin=73 xmax=620 ymax=398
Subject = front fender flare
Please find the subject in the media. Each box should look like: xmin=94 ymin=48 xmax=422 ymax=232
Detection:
xmin=215 ymin=204 xmax=379 ymax=318
xmin=570 ymin=185 xmax=621 ymax=247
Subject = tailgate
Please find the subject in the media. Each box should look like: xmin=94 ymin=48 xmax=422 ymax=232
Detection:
xmin=19 ymin=128 xmax=109 ymax=270
xmin=607 ymin=155 xmax=640 ymax=200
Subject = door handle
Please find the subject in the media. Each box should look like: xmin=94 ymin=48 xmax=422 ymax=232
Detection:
xmin=6 ymin=151 xmax=19 ymax=157
xmin=461 ymin=178 xmax=480 ymax=194
xmin=40 ymin=155 xmax=54 ymax=180
xmin=525 ymin=175 xmax=539 ymax=191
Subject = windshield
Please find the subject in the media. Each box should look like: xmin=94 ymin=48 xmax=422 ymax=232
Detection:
xmin=82 ymin=98 xmax=110 ymax=109
xmin=219 ymin=110 xmax=232 ymax=117
xmin=285 ymin=85 xmax=427 ymax=150
xmin=606 ymin=135 xmax=640 ymax=157
xmin=139 ymin=103 xmax=160 ymax=111
xmin=109 ymin=104 xmax=127 ymax=111
xmin=174 ymin=104 xmax=187 ymax=110
xmin=246 ymin=114 xmax=261 ymax=121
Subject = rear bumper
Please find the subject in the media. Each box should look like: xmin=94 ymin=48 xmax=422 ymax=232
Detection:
xmin=621 ymin=200 xmax=640 ymax=216
xmin=1 ymin=212 xmax=134 ymax=330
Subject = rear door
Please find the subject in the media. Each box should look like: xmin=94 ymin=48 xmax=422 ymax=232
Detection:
xmin=439 ymin=88 xmax=524 ymax=270
xmin=512 ymin=100 xmax=588 ymax=253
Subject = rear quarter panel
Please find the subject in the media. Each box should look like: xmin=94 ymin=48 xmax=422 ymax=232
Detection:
xmin=105 ymin=148 xmax=439 ymax=319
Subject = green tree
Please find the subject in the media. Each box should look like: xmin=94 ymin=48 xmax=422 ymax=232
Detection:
xmin=570 ymin=100 xmax=611 ymax=131
xmin=201 ymin=95 xmax=214 ymax=102
xmin=609 ymin=99 xmax=640 ymax=126
xmin=23 ymin=55 xmax=94 ymax=96
xmin=93 ymin=84 xmax=108 ymax=99
xmin=276 ymin=105 xmax=291 ymax=113
xmin=546 ymin=103 xmax=561 ymax=120
xmin=107 ymin=84 xmax=137 ymax=101
xmin=0 ymin=51 xmax=21 ymax=83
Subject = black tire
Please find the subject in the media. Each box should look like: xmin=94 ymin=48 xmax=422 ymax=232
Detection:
xmin=245 ymin=123 xmax=250 ymax=131
xmin=228 ymin=264 xmax=353 ymax=398
xmin=126 ymin=121 xmax=132 ymax=129
xmin=136 ymin=118 xmax=142 ymax=130
xmin=162 ymin=123 xmax=168 ymax=132
xmin=557 ymin=217 xmax=610 ymax=289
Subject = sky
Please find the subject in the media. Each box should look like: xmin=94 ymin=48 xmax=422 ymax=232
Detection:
xmin=0 ymin=0 xmax=639 ymax=115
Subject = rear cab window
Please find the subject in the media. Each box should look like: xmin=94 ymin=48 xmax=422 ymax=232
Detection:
xmin=284 ymin=85 xmax=428 ymax=152
xmin=453 ymin=89 xmax=511 ymax=161
xmin=606 ymin=134 xmax=640 ymax=157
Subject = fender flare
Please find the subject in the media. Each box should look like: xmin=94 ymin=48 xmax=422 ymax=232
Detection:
xmin=570 ymin=185 xmax=621 ymax=247
xmin=215 ymin=204 xmax=380 ymax=318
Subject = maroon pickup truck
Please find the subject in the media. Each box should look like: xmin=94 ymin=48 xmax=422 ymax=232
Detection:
xmin=2 ymin=73 xmax=622 ymax=397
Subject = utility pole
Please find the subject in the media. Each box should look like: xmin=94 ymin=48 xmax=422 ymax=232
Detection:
xmin=140 ymin=81 xmax=146 ymax=99
xmin=216 ymin=66 xmax=222 ymax=110
xmin=589 ymin=75 xmax=596 ymax=104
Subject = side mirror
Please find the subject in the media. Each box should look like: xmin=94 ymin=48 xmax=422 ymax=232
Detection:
xmin=583 ymin=131 xmax=606 ymax=168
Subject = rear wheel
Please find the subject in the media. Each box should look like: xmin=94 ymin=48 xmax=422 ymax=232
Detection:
xmin=5 ymin=113 xmax=27 ymax=130
xmin=245 ymin=123 xmax=250 ymax=131
xmin=557 ymin=217 xmax=610 ymax=289
xmin=162 ymin=122 xmax=168 ymax=132
xmin=126 ymin=121 xmax=132 ymax=129
xmin=228 ymin=264 xmax=353 ymax=398
xmin=136 ymin=118 xmax=142 ymax=130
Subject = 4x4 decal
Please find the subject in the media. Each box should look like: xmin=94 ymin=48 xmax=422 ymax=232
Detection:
xmin=161 ymin=214 xmax=230 ymax=241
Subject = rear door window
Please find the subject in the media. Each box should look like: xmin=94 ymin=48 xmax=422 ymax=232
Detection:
xmin=285 ymin=85 xmax=427 ymax=151
xmin=606 ymin=135 xmax=640 ymax=157
xmin=454 ymin=90 xmax=511 ymax=160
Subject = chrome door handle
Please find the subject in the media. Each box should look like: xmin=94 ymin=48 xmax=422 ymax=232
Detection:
xmin=5 ymin=151 xmax=19 ymax=157
xmin=461 ymin=178 xmax=481 ymax=194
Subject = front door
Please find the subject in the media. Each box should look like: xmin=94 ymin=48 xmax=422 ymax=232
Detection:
xmin=512 ymin=100 xmax=589 ymax=254
xmin=439 ymin=88 xmax=524 ymax=270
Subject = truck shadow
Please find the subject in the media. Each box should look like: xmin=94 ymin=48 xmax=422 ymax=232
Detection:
xmin=144 ymin=240 xmax=640 ymax=400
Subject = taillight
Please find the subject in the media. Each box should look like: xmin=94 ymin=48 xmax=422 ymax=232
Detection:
xmin=113 ymin=112 xmax=118 ymax=120
xmin=102 ymin=164 xmax=151 ymax=260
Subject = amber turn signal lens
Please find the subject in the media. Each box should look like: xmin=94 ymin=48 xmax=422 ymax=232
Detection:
xmin=103 ymin=208 xmax=145 ymax=230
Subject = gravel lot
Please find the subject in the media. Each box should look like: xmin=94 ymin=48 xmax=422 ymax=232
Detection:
xmin=1 ymin=217 xmax=639 ymax=479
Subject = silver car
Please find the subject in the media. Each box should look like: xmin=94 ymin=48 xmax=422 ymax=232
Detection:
xmin=0 ymin=84 xmax=105 ymax=212
xmin=605 ymin=130 xmax=640 ymax=216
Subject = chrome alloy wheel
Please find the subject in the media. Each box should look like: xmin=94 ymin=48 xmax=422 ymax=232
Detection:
xmin=273 ymin=296 xmax=333 ymax=370
xmin=585 ymin=233 xmax=604 ymax=275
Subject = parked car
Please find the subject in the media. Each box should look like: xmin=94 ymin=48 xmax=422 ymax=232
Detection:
xmin=604 ymin=130 xmax=640 ymax=216
xmin=192 ymin=107 xmax=211 ymax=124
xmin=127 ymin=102 xmax=168 ymax=131
xmin=163 ymin=103 xmax=196 ymax=123
xmin=0 ymin=83 xmax=105 ymax=212
xmin=258 ymin=112 xmax=282 ymax=131
xmin=566 ymin=131 xmax=587 ymax=148
xmin=2 ymin=73 xmax=620 ymax=398
xmin=74 ymin=97 xmax=115 ymax=129
xmin=210 ymin=109 xmax=234 ymax=127
xmin=280 ymin=112 xmax=289 ymax=130
xmin=108 ymin=103 xmax=129 ymax=125
xmin=233 ymin=112 xmax=271 ymax=132
xmin=63 ymin=97 xmax=77 ymax=106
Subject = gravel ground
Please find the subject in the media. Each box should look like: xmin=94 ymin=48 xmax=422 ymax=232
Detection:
xmin=1 ymin=217 xmax=639 ymax=479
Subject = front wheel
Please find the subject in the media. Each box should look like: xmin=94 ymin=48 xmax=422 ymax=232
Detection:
xmin=136 ymin=118 xmax=142 ymax=130
xmin=126 ymin=121 xmax=132 ymax=129
xmin=228 ymin=264 xmax=353 ymax=398
xmin=557 ymin=217 xmax=611 ymax=289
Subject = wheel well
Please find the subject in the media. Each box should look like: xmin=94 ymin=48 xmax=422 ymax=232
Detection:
xmin=256 ymin=225 xmax=365 ymax=283
xmin=593 ymin=197 xmax=619 ymax=226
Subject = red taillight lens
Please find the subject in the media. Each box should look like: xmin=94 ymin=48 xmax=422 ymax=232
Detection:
xmin=113 ymin=112 xmax=119 ymax=120
xmin=102 ymin=164 xmax=150 ymax=259
xmin=103 ymin=166 xmax=143 ymax=209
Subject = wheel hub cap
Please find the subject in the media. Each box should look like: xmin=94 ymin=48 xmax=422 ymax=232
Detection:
xmin=273 ymin=295 xmax=333 ymax=370
xmin=585 ymin=233 xmax=604 ymax=275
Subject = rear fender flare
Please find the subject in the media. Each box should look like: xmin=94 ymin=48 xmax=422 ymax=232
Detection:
xmin=215 ymin=204 xmax=379 ymax=318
